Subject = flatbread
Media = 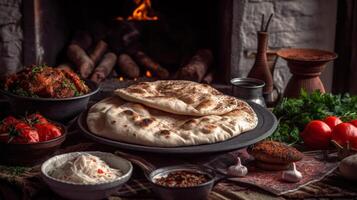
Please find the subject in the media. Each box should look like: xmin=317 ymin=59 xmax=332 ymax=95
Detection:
xmin=114 ymin=80 xmax=244 ymax=116
xmin=86 ymin=96 xmax=258 ymax=147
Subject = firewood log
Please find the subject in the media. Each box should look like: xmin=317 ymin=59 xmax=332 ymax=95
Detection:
xmin=202 ymin=71 xmax=214 ymax=84
xmin=67 ymin=44 xmax=94 ymax=78
xmin=117 ymin=54 xmax=140 ymax=78
xmin=177 ymin=49 xmax=213 ymax=82
xmin=71 ymin=31 xmax=92 ymax=50
xmin=90 ymin=52 xmax=117 ymax=83
xmin=89 ymin=40 xmax=108 ymax=65
xmin=134 ymin=51 xmax=169 ymax=79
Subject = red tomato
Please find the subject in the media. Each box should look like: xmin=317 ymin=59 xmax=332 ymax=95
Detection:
xmin=27 ymin=113 xmax=48 ymax=125
xmin=34 ymin=123 xmax=62 ymax=141
xmin=323 ymin=116 xmax=342 ymax=129
xmin=349 ymin=120 xmax=357 ymax=127
xmin=331 ymin=123 xmax=357 ymax=149
xmin=0 ymin=116 xmax=20 ymax=133
xmin=9 ymin=122 xmax=39 ymax=144
xmin=300 ymin=120 xmax=332 ymax=149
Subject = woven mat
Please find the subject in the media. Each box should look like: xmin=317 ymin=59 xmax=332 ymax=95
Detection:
xmin=1 ymin=140 xmax=354 ymax=200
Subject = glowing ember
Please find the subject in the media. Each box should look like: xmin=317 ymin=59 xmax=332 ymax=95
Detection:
xmin=145 ymin=70 xmax=152 ymax=78
xmin=128 ymin=0 xmax=158 ymax=21
xmin=134 ymin=78 xmax=138 ymax=81
xmin=119 ymin=76 xmax=124 ymax=81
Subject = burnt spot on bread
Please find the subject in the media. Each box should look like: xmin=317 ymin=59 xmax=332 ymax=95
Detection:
xmin=111 ymin=120 xmax=116 ymax=124
xmin=180 ymin=95 xmax=195 ymax=104
xmin=181 ymin=119 xmax=197 ymax=130
xmin=196 ymin=99 xmax=213 ymax=110
xmin=123 ymin=110 xmax=134 ymax=115
xmin=127 ymin=88 xmax=145 ymax=94
xmin=135 ymin=118 xmax=154 ymax=127
xmin=201 ymin=124 xmax=218 ymax=134
xmin=159 ymin=130 xmax=171 ymax=138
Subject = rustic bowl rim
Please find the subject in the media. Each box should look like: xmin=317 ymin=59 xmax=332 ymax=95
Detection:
xmin=149 ymin=164 xmax=216 ymax=189
xmin=230 ymin=77 xmax=265 ymax=89
xmin=276 ymin=48 xmax=338 ymax=62
xmin=0 ymin=79 xmax=99 ymax=102
xmin=41 ymin=151 xmax=133 ymax=186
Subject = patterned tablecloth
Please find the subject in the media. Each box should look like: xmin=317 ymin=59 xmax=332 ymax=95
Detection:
xmin=0 ymin=130 xmax=356 ymax=200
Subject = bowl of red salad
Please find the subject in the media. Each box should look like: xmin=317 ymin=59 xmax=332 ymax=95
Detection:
xmin=0 ymin=113 xmax=66 ymax=166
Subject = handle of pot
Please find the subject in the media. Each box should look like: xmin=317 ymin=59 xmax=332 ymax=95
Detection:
xmin=115 ymin=151 xmax=156 ymax=174
xmin=212 ymin=172 xmax=227 ymax=187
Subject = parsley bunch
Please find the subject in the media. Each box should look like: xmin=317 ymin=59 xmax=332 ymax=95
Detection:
xmin=269 ymin=90 xmax=357 ymax=145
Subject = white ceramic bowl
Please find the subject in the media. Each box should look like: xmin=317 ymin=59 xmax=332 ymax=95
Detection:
xmin=41 ymin=151 xmax=133 ymax=200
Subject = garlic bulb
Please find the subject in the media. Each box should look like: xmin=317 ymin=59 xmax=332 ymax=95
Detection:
xmin=227 ymin=157 xmax=248 ymax=177
xmin=281 ymin=162 xmax=302 ymax=183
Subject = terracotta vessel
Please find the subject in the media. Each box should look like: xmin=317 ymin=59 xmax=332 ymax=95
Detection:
xmin=277 ymin=48 xmax=337 ymax=98
xmin=248 ymin=31 xmax=273 ymax=94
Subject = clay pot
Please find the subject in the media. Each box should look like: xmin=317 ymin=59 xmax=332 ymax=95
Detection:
xmin=248 ymin=32 xmax=273 ymax=94
xmin=277 ymin=48 xmax=337 ymax=98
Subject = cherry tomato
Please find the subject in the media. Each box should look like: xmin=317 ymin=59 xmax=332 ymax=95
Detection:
xmin=349 ymin=120 xmax=357 ymax=127
xmin=300 ymin=120 xmax=332 ymax=149
xmin=323 ymin=116 xmax=342 ymax=129
xmin=27 ymin=113 xmax=48 ymax=125
xmin=34 ymin=123 xmax=62 ymax=141
xmin=9 ymin=122 xmax=39 ymax=144
xmin=331 ymin=123 xmax=357 ymax=149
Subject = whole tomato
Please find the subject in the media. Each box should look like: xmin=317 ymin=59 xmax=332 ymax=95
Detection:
xmin=349 ymin=120 xmax=357 ymax=127
xmin=331 ymin=122 xmax=357 ymax=149
xmin=34 ymin=123 xmax=62 ymax=142
xmin=300 ymin=120 xmax=332 ymax=149
xmin=323 ymin=116 xmax=342 ymax=129
xmin=8 ymin=122 xmax=39 ymax=144
xmin=27 ymin=113 xmax=48 ymax=125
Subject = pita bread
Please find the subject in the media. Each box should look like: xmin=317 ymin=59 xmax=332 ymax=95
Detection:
xmin=114 ymin=80 xmax=244 ymax=116
xmin=86 ymin=96 xmax=258 ymax=147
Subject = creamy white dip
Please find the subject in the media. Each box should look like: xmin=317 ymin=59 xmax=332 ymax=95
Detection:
xmin=50 ymin=154 xmax=123 ymax=184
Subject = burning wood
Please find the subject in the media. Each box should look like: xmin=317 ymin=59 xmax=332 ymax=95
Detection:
xmin=89 ymin=40 xmax=108 ymax=65
xmin=134 ymin=51 xmax=169 ymax=79
xmin=176 ymin=49 xmax=213 ymax=82
xmin=202 ymin=71 xmax=214 ymax=84
xmin=67 ymin=44 xmax=94 ymax=78
xmin=117 ymin=54 xmax=141 ymax=78
xmin=90 ymin=52 xmax=117 ymax=83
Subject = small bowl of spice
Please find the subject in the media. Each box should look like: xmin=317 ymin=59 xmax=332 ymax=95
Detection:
xmin=148 ymin=165 xmax=217 ymax=200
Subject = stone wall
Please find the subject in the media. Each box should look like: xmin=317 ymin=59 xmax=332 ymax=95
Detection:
xmin=0 ymin=0 xmax=22 ymax=76
xmin=231 ymin=0 xmax=337 ymax=92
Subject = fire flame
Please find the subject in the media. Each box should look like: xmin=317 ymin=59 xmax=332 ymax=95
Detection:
xmin=119 ymin=76 xmax=124 ymax=81
xmin=145 ymin=70 xmax=152 ymax=78
xmin=128 ymin=0 xmax=158 ymax=21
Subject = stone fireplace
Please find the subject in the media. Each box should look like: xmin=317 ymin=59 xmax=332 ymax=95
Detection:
xmin=0 ymin=0 xmax=337 ymax=93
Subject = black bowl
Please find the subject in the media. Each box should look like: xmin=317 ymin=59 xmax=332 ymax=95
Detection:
xmin=0 ymin=80 xmax=99 ymax=122
xmin=148 ymin=165 xmax=218 ymax=200
xmin=0 ymin=123 xmax=67 ymax=166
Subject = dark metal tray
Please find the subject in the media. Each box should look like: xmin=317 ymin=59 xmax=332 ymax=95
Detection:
xmin=77 ymin=102 xmax=277 ymax=154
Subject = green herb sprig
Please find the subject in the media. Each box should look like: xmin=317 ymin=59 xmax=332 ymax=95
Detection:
xmin=269 ymin=90 xmax=357 ymax=144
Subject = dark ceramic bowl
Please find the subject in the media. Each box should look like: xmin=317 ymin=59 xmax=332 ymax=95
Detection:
xmin=0 ymin=80 xmax=99 ymax=122
xmin=0 ymin=123 xmax=67 ymax=166
xmin=148 ymin=165 xmax=218 ymax=200
xmin=41 ymin=151 xmax=133 ymax=200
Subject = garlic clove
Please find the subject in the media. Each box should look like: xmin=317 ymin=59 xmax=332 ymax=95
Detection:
xmin=281 ymin=162 xmax=302 ymax=183
xmin=227 ymin=157 xmax=248 ymax=177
